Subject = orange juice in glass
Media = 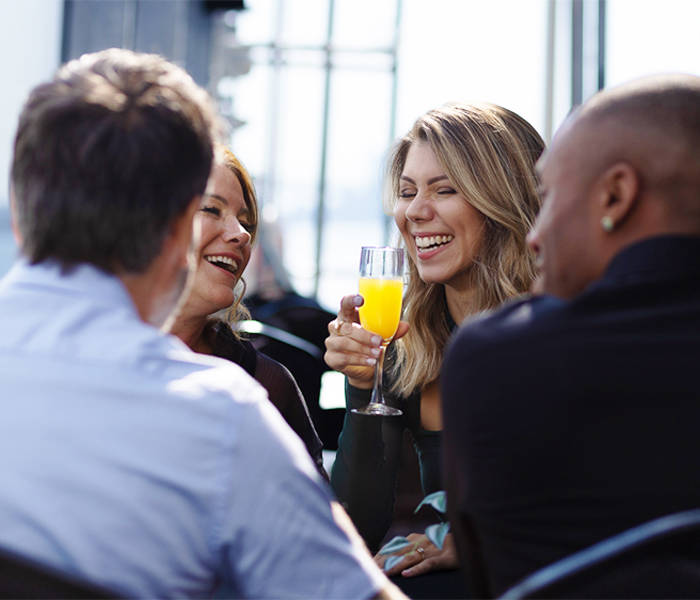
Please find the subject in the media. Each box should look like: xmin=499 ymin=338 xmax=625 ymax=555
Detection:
xmin=358 ymin=277 xmax=403 ymax=343
xmin=352 ymin=246 xmax=404 ymax=417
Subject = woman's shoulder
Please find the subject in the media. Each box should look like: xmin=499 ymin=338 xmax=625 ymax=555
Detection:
xmin=254 ymin=350 xmax=297 ymax=388
xmin=206 ymin=319 xmax=258 ymax=377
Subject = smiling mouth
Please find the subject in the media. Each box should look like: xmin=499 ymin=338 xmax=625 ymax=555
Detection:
xmin=205 ymin=255 xmax=239 ymax=274
xmin=415 ymin=235 xmax=454 ymax=251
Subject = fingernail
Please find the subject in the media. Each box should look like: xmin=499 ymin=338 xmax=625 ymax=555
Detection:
xmin=371 ymin=347 xmax=380 ymax=356
xmin=353 ymin=295 xmax=363 ymax=306
xmin=402 ymin=568 xmax=413 ymax=576
xmin=366 ymin=357 xmax=376 ymax=365
xmin=371 ymin=335 xmax=381 ymax=346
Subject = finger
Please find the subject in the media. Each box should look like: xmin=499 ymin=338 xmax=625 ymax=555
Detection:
xmin=393 ymin=321 xmax=410 ymax=341
xmin=327 ymin=318 xmax=384 ymax=350
xmin=402 ymin=556 xmax=440 ymax=577
xmin=383 ymin=551 xmax=424 ymax=577
xmin=338 ymin=294 xmax=363 ymax=323
xmin=325 ymin=326 xmax=380 ymax=359
xmin=324 ymin=348 xmax=377 ymax=371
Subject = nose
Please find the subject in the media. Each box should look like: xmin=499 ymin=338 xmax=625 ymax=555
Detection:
xmin=222 ymin=216 xmax=251 ymax=246
xmin=404 ymin=191 xmax=433 ymax=222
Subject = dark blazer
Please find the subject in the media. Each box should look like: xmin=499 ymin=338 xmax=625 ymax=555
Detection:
xmin=441 ymin=235 xmax=700 ymax=597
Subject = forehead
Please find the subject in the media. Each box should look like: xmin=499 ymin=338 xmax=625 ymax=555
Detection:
xmin=402 ymin=141 xmax=442 ymax=175
xmin=207 ymin=164 xmax=245 ymax=205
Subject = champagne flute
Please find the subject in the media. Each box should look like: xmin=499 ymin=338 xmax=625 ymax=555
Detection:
xmin=351 ymin=246 xmax=404 ymax=416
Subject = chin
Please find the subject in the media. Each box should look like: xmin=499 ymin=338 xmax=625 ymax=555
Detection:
xmin=416 ymin=266 xmax=453 ymax=286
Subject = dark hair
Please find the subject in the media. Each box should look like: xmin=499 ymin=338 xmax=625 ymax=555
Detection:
xmin=11 ymin=48 xmax=220 ymax=273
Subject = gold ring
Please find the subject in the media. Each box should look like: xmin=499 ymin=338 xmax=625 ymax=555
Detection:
xmin=416 ymin=547 xmax=425 ymax=560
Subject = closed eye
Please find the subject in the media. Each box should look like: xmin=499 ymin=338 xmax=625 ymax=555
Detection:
xmin=201 ymin=205 xmax=221 ymax=216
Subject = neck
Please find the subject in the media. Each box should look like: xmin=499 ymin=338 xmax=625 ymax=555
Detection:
xmin=169 ymin=310 xmax=211 ymax=353
xmin=117 ymin=244 xmax=192 ymax=330
xmin=444 ymin=283 xmax=478 ymax=325
xmin=119 ymin=269 xmax=181 ymax=328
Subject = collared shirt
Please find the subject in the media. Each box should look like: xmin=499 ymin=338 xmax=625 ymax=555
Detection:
xmin=0 ymin=259 xmax=384 ymax=599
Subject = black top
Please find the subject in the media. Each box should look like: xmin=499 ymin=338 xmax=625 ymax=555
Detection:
xmin=442 ymin=235 xmax=700 ymax=597
xmin=206 ymin=320 xmax=328 ymax=480
xmin=331 ymin=321 xmax=454 ymax=553
xmin=245 ymin=292 xmax=344 ymax=451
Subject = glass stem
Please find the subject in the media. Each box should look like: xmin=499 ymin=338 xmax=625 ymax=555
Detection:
xmin=370 ymin=343 xmax=387 ymax=405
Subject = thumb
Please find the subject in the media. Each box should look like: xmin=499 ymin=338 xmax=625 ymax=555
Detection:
xmin=393 ymin=321 xmax=410 ymax=341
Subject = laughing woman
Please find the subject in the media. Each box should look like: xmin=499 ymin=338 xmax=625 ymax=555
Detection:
xmin=325 ymin=103 xmax=544 ymax=584
xmin=171 ymin=145 xmax=327 ymax=480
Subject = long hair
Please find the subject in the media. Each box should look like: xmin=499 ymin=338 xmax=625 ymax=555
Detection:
xmin=386 ymin=102 xmax=544 ymax=396
xmin=215 ymin=145 xmax=259 ymax=331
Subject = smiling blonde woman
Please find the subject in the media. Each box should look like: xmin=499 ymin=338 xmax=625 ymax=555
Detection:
xmin=325 ymin=102 xmax=544 ymax=589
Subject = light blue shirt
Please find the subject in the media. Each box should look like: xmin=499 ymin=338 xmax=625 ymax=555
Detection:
xmin=0 ymin=260 xmax=384 ymax=599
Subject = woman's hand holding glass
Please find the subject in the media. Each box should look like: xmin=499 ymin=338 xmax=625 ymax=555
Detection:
xmin=325 ymin=294 xmax=409 ymax=390
xmin=326 ymin=247 xmax=407 ymax=416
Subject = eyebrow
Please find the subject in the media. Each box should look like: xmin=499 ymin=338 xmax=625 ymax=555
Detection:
xmin=400 ymin=175 xmax=449 ymax=185
xmin=206 ymin=193 xmax=229 ymax=205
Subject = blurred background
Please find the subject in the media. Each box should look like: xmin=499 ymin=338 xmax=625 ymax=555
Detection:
xmin=1 ymin=0 xmax=699 ymax=311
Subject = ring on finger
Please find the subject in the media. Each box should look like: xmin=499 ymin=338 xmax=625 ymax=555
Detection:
xmin=415 ymin=546 xmax=425 ymax=560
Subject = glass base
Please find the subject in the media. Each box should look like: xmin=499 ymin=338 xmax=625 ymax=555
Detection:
xmin=351 ymin=403 xmax=403 ymax=417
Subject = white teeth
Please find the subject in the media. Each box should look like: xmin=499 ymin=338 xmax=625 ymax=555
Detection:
xmin=205 ymin=255 xmax=239 ymax=271
xmin=414 ymin=235 xmax=454 ymax=249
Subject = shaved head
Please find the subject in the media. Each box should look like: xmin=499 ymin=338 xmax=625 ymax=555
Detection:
xmin=529 ymin=73 xmax=700 ymax=298
xmin=575 ymin=74 xmax=700 ymax=218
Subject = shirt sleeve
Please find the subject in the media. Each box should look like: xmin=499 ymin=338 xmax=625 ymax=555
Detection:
xmin=330 ymin=379 xmax=405 ymax=554
xmin=217 ymin=397 xmax=385 ymax=599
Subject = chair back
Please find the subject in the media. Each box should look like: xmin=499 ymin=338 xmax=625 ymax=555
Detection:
xmin=499 ymin=509 xmax=700 ymax=599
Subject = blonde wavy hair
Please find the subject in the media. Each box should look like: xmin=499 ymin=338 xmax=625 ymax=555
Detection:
xmin=386 ymin=102 xmax=544 ymax=397
xmin=215 ymin=145 xmax=259 ymax=332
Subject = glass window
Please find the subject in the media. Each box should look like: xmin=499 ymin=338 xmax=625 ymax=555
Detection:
xmin=333 ymin=0 xmax=397 ymax=49
xmin=320 ymin=67 xmax=394 ymax=308
xmin=211 ymin=0 xmax=552 ymax=311
xmin=606 ymin=0 xmax=700 ymax=86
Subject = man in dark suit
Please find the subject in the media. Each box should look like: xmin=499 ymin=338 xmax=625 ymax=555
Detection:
xmin=441 ymin=73 xmax=700 ymax=597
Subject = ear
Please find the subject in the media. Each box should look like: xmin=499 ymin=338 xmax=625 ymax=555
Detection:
xmin=597 ymin=162 xmax=640 ymax=229
xmin=9 ymin=184 xmax=24 ymax=246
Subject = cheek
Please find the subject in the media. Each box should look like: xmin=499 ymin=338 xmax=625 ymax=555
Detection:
xmin=455 ymin=207 xmax=485 ymax=249
xmin=393 ymin=203 xmax=407 ymax=233
xmin=197 ymin=220 xmax=220 ymax=253
xmin=240 ymin=247 xmax=252 ymax=273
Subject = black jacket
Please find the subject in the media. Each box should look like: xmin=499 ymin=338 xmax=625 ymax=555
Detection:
xmin=442 ymin=235 xmax=700 ymax=596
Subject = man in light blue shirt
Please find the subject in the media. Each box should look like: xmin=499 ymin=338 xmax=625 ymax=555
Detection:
xmin=0 ymin=48 xmax=402 ymax=599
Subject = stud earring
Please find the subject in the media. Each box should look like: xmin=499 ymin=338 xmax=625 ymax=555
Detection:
xmin=601 ymin=215 xmax=614 ymax=232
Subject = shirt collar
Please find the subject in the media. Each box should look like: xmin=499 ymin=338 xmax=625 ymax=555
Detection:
xmin=2 ymin=257 xmax=139 ymax=316
xmin=601 ymin=234 xmax=700 ymax=286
